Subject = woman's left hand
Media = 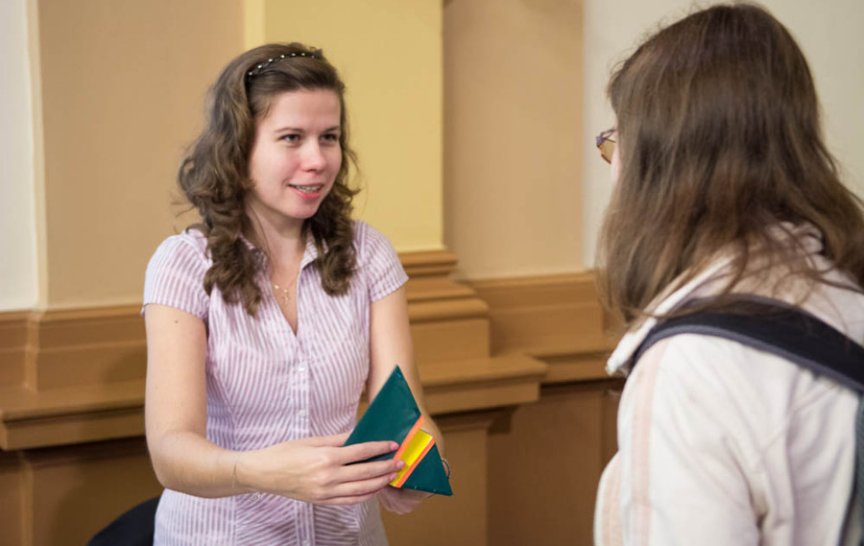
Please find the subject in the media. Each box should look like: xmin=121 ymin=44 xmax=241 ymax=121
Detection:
xmin=377 ymin=486 xmax=432 ymax=514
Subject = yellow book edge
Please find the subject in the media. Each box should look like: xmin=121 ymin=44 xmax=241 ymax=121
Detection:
xmin=390 ymin=418 xmax=435 ymax=488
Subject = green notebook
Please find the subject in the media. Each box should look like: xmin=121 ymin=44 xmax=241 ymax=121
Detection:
xmin=345 ymin=366 xmax=453 ymax=496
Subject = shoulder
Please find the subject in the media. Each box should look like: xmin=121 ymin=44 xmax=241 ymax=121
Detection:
xmin=148 ymin=230 xmax=209 ymax=266
xmin=635 ymin=332 xmax=835 ymax=397
xmin=799 ymin=279 xmax=864 ymax=342
xmin=161 ymin=228 xmax=208 ymax=254
xmin=352 ymin=220 xmax=389 ymax=247
xmin=350 ymin=221 xmax=407 ymax=299
xmin=629 ymin=332 xmax=855 ymax=440
xmin=143 ymin=229 xmax=211 ymax=316
xmin=145 ymin=229 xmax=211 ymax=285
xmin=617 ymin=336 xmax=767 ymax=474
xmin=351 ymin=220 xmax=396 ymax=264
xmin=626 ymin=334 xmax=749 ymax=409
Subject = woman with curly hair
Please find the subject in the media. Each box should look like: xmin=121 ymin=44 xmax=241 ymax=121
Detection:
xmin=593 ymin=4 xmax=864 ymax=545
xmin=142 ymin=43 xmax=441 ymax=545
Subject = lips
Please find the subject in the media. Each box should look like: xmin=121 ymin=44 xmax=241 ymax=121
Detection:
xmin=288 ymin=183 xmax=326 ymax=200
xmin=288 ymin=184 xmax=324 ymax=193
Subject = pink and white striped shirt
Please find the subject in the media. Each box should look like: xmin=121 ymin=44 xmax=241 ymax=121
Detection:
xmin=143 ymin=220 xmax=407 ymax=546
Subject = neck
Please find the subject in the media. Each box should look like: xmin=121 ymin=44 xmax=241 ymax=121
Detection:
xmin=244 ymin=211 xmax=308 ymax=270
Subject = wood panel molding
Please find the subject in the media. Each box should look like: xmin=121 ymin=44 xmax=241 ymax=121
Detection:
xmin=470 ymin=272 xmax=619 ymax=383
xmin=0 ymin=250 xmax=557 ymax=451
xmin=0 ymin=311 xmax=29 ymax=389
xmin=0 ymin=258 xmax=616 ymax=451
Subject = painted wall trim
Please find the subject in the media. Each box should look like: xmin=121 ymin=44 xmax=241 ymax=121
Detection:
xmin=0 ymin=0 xmax=40 ymax=311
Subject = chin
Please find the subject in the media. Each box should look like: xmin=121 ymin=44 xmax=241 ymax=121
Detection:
xmin=288 ymin=204 xmax=324 ymax=221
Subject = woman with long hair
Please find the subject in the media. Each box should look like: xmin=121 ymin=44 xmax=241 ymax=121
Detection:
xmin=593 ymin=4 xmax=864 ymax=544
xmin=143 ymin=43 xmax=441 ymax=545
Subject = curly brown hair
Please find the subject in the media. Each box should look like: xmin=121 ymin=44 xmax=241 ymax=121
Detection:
xmin=178 ymin=43 xmax=359 ymax=315
xmin=598 ymin=3 xmax=864 ymax=325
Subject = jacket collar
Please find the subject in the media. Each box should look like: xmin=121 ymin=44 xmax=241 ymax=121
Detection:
xmin=605 ymin=255 xmax=734 ymax=376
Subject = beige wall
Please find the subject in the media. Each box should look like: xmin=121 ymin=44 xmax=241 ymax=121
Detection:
xmin=4 ymin=0 xmax=445 ymax=311
xmin=5 ymin=2 xmax=859 ymax=301
xmin=581 ymin=0 xmax=864 ymax=266
xmin=0 ymin=0 xmax=38 ymax=312
xmin=250 ymin=0 xmax=445 ymax=253
xmin=37 ymin=0 xmax=242 ymax=309
xmin=444 ymin=0 xmax=584 ymax=279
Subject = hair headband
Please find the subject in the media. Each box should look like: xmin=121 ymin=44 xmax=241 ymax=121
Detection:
xmin=245 ymin=49 xmax=323 ymax=81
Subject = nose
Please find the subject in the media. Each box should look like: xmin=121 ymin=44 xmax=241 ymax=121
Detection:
xmin=301 ymin=141 xmax=326 ymax=171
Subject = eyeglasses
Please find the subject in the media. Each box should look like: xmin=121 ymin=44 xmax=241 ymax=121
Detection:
xmin=595 ymin=128 xmax=617 ymax=164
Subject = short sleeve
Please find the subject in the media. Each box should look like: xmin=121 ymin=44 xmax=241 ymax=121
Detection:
xmin=356 ymin=222 xmax=409 ymax=302
xmin=143 ymin=233 xmax=210 ymax=319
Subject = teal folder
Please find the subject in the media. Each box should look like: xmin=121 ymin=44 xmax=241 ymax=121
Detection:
xmin=345 ymin=366 xmax=453 ymax=496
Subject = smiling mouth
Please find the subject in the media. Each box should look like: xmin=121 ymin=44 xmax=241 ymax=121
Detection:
xmin=288 ymin=184 xmax=324 ymax=193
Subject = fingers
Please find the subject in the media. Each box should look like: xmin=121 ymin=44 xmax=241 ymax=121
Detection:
xmin=316 ymin=472 xmax=396 ymax=504
xmin=303 ymin=435 xmax=399 ymax=466
xmin=263 ymin=435 xmax=404 ymax=504
xmin=335 ymin=457 xmax=404 ymax=484
xmin=336 ymin=440 xmax=399 ymax=465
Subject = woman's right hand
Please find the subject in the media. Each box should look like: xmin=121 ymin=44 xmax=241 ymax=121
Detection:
xmin=236 ymin=432 xmax=403 ymax=505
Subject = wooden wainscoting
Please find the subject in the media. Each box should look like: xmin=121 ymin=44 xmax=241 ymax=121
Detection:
xmin=0 ymin=260 xmax=619 ymax=546
xmin=472 ymin=273 xmax=623 ymax=546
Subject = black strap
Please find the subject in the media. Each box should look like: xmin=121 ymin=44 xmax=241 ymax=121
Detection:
xmin=856 ymin=405 xmax=864 ymax=545
xmin=632 ymin=298 xmax=864 ymax=393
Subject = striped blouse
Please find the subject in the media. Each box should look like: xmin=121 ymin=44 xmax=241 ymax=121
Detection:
xmin=143 ymin=221 xmax=408 ymax=546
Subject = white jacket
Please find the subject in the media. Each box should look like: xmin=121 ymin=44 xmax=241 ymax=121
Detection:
xmin=595 ymin=226 xmax=864 ymax=546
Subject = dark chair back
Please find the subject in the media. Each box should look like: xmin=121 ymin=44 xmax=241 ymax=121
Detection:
xmin=87 ymin=495 xmax=160 ymax=546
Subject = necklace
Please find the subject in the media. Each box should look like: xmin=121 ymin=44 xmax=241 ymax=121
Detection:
xmin=273 ymin=283 xmax=291 ymax=307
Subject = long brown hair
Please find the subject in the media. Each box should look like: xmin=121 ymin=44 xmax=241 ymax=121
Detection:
xmin=178 ymin=43 xmax=358 ymax=315
xmin=598 ymin=3 xmax=864 ymax=325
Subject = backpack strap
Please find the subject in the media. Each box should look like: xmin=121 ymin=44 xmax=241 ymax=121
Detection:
xmin=632 ymin=297 xmax=864 ymax=392
xmin=855 ymin=405 xmax=864 ymax=546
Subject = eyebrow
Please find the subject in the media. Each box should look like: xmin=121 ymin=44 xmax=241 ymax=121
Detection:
xmin=273 ymin=126 xmax=341 ymax=134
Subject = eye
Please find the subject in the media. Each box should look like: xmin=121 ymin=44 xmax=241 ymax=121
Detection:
xmin=321 ymin=132 xmax=340 ymax=144
xmin=280 ymin=133 xmax=301 ymax=144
